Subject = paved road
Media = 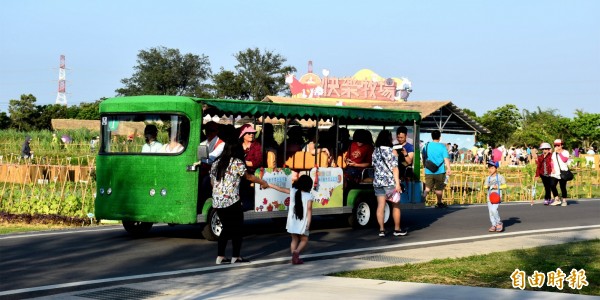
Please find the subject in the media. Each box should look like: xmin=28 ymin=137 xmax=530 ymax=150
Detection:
xmin=1 ymin=199 xmax=599 ymax=298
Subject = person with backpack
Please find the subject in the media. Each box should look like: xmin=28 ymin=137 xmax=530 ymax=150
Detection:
xmin=422 ymin=130 xmax=451 ymax=208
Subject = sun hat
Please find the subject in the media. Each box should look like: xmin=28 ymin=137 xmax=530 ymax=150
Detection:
xmin=553 ymin=139 xmax=562 ymax=146
xmin=487 ymin=160 xmax=499 ymax=168
xmin=238 ymin=124 xmax=257 ymax=138
xmin=539 ymin=142 xmax=552 ymax=149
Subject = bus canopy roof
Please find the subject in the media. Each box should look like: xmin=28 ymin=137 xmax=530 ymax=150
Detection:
xmin=100 ymin=96 xmax=421 ymax=125
xmin=199 ymin=98 xmax=421 ymax=125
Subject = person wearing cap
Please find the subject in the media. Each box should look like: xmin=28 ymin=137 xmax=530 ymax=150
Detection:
xmin=484 ymin=161 xmax=506 ymax=232
xmin=587 ymin=147 xmax=596 ymax=155
xmin=239 ymin=124 xmax=263 ymax=174
xmin=21 ymin=136 xmax=32 ymax=158
xmin=535 ymin=142 xmax=559 ymax=205
xmin=550 ymin=139 xmax=570 ymax=206
xmin=141 ymin=125 xmax=163 ymax=153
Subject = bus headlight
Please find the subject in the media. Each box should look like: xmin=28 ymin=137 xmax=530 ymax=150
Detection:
xmin=160 ymin=188 xmax=167 ymax=196
xmin=149 ymin=189 xmax=156 ymax=196
xmin=107 ymin=188 xmax=112 ymax=195
xmin=99 ymin=188 xmax=105 ymax=195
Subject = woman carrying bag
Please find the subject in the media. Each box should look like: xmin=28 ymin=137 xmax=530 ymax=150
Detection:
xmin=550 ymin=139 xmax=571 ymax=206
xmin=372 ymin=130 xmax=407 ymax=237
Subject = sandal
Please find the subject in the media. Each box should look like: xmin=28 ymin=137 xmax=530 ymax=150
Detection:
xmin=495 ymin=223 xmax=503 ymax=232
xmin=488 ymin=226 xmax=497 ymax=232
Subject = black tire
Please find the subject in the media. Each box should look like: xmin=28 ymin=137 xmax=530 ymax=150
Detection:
xmin=122 ymin=221 xmax=153 ymax=236
xmin=202 ymin=208 xmax=222 ymax=241
xmin=349 ymin=197 xmax=391 ymax=229
xmin=350 ymin=197 xmax=375 ymax=229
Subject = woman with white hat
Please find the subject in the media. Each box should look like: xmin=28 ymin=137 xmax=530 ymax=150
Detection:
xmin=550 ymin=139 xmax=570 ymax=206
xmin=535 ymin=142 xmax=558 ymax=205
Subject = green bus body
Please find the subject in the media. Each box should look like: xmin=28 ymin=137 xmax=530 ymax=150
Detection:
xmin=95 ymin=96 xmax=422 ymax=232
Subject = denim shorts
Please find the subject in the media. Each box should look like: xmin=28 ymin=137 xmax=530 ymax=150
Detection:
xmin=374 ymin=185 xmax=395 ymax=197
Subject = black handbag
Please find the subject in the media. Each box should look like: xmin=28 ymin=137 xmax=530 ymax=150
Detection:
xmin=555 ymin=153 xmax=574 ymax=181
xmin=560 ymin=170 xmax=574 ymax=181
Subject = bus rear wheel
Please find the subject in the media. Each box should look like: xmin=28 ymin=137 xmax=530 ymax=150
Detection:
xmin=202 ymin=208 xmax=222 ymax=241
xmin=122 ymin=221 xmax=153 ymax=236
xmin=349 ymin=198 xmax=391 ymax=229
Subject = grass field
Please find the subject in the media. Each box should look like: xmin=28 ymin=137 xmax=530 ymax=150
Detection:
xmin=0 ymin=223 xmax=79 ymax=235
xmin=333 ymin=240 xmax=599 ymax=296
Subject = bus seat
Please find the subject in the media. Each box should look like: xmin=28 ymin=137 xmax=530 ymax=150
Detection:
xmin=266 ymin=150 xmax=277 ymax=169
xmin=285 ymin=151 xmax=329 ymax=170
xmin=360 ymin=168 xmax=375 ymax=184
xmin=336 ymin=152 xmax=348 ymax=168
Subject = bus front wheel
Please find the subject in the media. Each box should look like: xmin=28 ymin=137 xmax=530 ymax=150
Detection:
xmin=122 ymin=221 xmax=153 ymax=236
xmin=202 ymin=208 xmax=222 ymax=241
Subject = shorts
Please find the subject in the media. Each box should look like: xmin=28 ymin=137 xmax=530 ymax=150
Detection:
xmin=425 ymin=173 xmax=446 ymax=191
xmin=374 ymin=185 xmax=395 ymax=197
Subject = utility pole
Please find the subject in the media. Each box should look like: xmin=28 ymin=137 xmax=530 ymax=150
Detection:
xmin=55 ymin=55 xmax=67 ymax=105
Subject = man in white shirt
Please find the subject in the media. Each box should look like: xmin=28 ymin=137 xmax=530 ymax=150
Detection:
xmin=194 ymin=121 xmax=225 ymax=208
xmin=141 ymin=125 xmax=162 ymax=153
xmin=199 ymin=121 xmax=224 ymax=165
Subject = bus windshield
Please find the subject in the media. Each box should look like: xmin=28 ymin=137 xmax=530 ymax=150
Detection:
xmin=100 ymin=114 xmax=190 ymax=154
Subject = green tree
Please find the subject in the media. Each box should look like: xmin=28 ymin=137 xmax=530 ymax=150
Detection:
xmin=8 ymin=94 xmax=37 ymax=131
xmin=234 ymin=48 xmax=296 ymax=100
xmin=461 ymin=108 xmax=478 ymax=120
xmin=0 ymin=112 xmax=11 ymax=129
xmin=212 ymin=68 xmax=250 ymax=99
xmin=76 ymin=99 xmax=103 ymax=120
xmin=116 ymin=46 xmax=212 ymax=96
xmin=35 ymin=104 xmax=69 ymax=130
xmin=477 ymin=104 xmax=521 ymax=146
xmin=512 ymin=107 xmax=568 ymax=147
xmin=569 ymin=110 xmax=600 ymax=149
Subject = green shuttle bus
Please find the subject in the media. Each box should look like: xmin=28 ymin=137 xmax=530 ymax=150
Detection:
xmin=95 ymin=96 xmax=423 ymax=239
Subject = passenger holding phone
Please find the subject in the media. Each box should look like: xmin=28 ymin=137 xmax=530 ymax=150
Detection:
xmin=395 ymin=126 xmax=415 ymax=180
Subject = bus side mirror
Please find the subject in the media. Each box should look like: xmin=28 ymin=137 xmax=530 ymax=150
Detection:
xmin=197 ymin=145 xmax=208 ymax=161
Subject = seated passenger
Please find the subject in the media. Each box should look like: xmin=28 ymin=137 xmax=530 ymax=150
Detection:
xmin=161 ymin=127 xmax=184 ymax=153
xmin=279 ymin=126 xmax=304 ymax=166
xmin=303 ymin=127 xmax=331 ymax=159
xmin=344 ymin=129 xmax=374 ymax=185
xmin=141 ymin=125 xmax=163 ymax=153
xmin=259 ymin=123 xmax=279 ymax=168
xmin=239 ymin=124 xmax=263 ymax=174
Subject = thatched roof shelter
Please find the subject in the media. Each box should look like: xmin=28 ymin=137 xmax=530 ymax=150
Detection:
xmin=263 ymin=96 xmax=489 ymax=135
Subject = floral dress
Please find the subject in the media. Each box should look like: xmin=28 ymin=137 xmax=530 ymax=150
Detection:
xmin=210 ymin=157 xmax=247 ymax=208
xmin=372 ymin=146 xmax=398 ymax=188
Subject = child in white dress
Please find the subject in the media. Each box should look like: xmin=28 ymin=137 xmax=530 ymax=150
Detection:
xmin=270 ymin=175 xmax=313 ymax=264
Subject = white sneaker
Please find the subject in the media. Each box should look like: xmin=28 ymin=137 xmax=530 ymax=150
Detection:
xmin=550 ymin=200 xmax=561 ymax=206
xmin=561 ymin=200 xmax=567 ymax=206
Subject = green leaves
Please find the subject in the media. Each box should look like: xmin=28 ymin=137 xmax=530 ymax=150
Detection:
xmin=116 ymin=46 xmax=212 ymax=97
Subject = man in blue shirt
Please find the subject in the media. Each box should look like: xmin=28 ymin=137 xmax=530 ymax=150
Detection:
xmin=422 ymin=130 xmax=451 ymax=208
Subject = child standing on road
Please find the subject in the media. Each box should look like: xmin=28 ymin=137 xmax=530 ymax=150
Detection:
xmin=269 ymin=175 xmax=314 ymax=265
xmin=484 ymin=161 xmax=507 ymax=232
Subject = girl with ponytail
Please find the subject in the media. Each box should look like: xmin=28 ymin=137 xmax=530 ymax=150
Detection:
xmin=270 ymin=175 xmax=314 ymax=265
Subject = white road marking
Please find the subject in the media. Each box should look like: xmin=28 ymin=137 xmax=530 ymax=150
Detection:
xmin=1 ymin=224 xmax=599 ymax=296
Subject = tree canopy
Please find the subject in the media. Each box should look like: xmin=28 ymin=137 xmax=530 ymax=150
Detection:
xmin=233 ymin=48 xmax=296 ymax=101
xmin=116 ymin=46 xmax=212 ymax=97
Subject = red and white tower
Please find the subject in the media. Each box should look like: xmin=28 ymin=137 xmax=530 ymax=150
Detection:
xmin=55 ymin=55 xmax=67 ymax=105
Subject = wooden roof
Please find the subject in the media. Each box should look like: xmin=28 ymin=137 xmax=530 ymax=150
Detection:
xmin=263 ymin=96 xmax=490 ymax=135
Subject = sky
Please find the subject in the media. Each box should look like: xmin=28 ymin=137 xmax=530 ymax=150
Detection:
xmin=1 ymin=0 xmax=598 ymax=124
